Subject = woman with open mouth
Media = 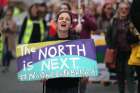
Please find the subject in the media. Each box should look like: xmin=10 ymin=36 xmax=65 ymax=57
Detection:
xmin=44 ymin=11 xmax=80 ymax=93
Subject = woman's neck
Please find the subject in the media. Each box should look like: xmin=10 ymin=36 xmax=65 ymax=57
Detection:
xmin=57 ymin=30 xmax=69 ymax=39
xmin=119 ymin=16 xmax=127 ymax=20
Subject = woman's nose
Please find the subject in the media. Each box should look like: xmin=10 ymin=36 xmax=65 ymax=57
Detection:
xmin=62 ymin=19 xmax=66 ymax=22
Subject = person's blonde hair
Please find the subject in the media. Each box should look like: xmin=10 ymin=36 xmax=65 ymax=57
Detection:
xmin=113 ymin=2 xmax=130 ymax=18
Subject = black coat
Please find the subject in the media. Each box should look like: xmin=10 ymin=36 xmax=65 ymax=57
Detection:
xmin=130 ymin=0 xmax=140 ymax=32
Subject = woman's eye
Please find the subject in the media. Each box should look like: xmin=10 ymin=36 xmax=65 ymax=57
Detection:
xmin=66 ymin=18 xmax=70 ymax=21
xmin=59 ymin=17 xmax=63 ymax=20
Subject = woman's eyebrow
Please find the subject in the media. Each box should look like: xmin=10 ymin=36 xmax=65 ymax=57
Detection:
xmin=59 ymin=17 xmax=64 ymax=19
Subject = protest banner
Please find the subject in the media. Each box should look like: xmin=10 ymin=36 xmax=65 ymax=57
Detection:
xmin=16 ymin=39 xmax=98 ymax=81
xmin=89 ymin=64 xmax=110 ymax=81
xmin=91 ymin=34 xmax=107 ymax=63
xmin=90 ymin=34 xmax=110 ymax=81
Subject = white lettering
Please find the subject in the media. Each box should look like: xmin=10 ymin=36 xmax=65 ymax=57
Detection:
xmin=38 ymin=48 xmax=48 ymax=60
xmin=51 ymin=59 xmax=59 ymax=70
xmin=77 ymin=44 xmax=86 ymax=56
xmin=41 ymin=61 xmax=50 ymax=71
xmin=18 ymin=74 xmax=27 ymax=81
xmin=27 ymin=61 xmax=33 ymax=71
xmin=20 ymin=45 xmax=36 ymax=56
xmin=60 ymin=58 xmax=69 ymax=69
xmin=58 ymin=45 xmax=66 ymax=56
xmin=23 ymin=60 xmax=26 ymax=71
xmin=65 ymin=45 xmax=76 ymax=55
xmin=48 ymin=47 xmax=57 ymax=58
xmin=69 ymin=57 xmax=79 ymax=69
xmin=28 ymin=72 xmax=36 ymax=80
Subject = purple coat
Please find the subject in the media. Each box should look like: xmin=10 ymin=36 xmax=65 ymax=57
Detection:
xmin=71 ymin=12 xmax=97 ymax=39
xmin=80 ymin=13 xmax=97 ymax=39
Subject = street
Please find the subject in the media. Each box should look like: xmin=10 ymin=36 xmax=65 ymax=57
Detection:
xmin=0 ymin=60 xmax=132 ymax=93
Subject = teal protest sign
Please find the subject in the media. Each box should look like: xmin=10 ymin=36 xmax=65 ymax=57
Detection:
xmin=17 ymin=39 xmax=98 ymax=81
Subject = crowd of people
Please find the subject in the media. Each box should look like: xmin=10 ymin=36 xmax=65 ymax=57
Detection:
xmin=0 ymin=0 xmax=140 ymax=93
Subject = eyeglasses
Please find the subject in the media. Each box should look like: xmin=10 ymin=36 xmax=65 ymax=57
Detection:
xmin=120 ymin=7 xmax=129 ymax=10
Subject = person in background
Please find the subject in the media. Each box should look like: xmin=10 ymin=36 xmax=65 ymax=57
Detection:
xmin=0 ymin=6 xmax=4 ymax=19
xmin=0 ymin=6 xmax=4 ymax=65
xmin=0 ymin=31 xmax=3 ymax=65
xmin=38 ymin=3 xmax=48 ymax=40
xmin=60 ymin=2 xmax=71 ymax=12
xmin=70 ymin=1 xmax=97 ymax=39
xmin=64 ymin=1 xmax=83 ymax=39
xmin=45 ymin=3 xmax=59 ymax=40
xmin=80 ymin=6 xmax=97 ymax=39
xmin=70 ymin=2 xmax=97 ymax=93
xmin=38 ymin=3 xmax=47 ymax=19
xmin=130 ymin=0 xmax=140 ymax=32
xmin=89 ymin=2 xmax=98 ymax=19
xmin=129 ymin=0 xmax=140 ymax=93
xmin=0 ymin=6 xmax=17 ymax=73
xmin=45 ymin=11 xmax=80 ymax=93
xmin=96 ymin=2 xmax=114 ymax=86
xmin=18 ymin=3 xmax=46 ymax=44
xmin=106 ymin=2 xmax=135 ymax=93
xmin=97 ymin=2 xmax=113 ymax=34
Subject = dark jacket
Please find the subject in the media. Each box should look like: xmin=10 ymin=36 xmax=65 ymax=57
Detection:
xmin=130 ymin=0 xmax=140 ymax=32
xmin=106 ymin=18 xmax=131 ymax=51
xmin=129 ymin=0 xmax=140 ymax=44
